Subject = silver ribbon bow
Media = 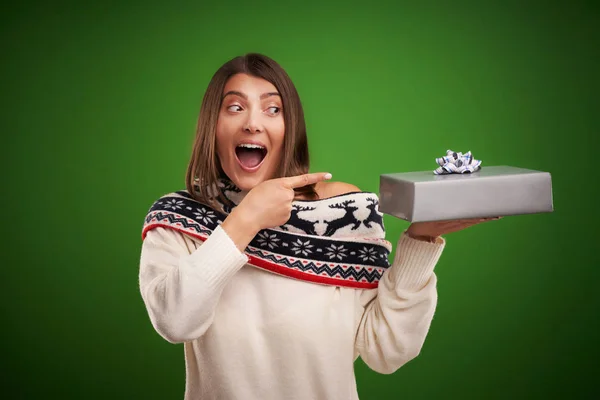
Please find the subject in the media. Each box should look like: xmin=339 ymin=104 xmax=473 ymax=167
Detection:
xmin=433 ymin=150 xmax=482 ymax=175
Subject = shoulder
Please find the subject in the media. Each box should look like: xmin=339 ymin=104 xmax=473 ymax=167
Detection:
xmin=142 ymin=225 xmax=206 ymax=254
xmin=316 ymin=181 xmax=361 ymax=198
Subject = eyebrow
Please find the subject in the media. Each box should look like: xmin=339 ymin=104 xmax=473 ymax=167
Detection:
xmin=222 ymin=91 xmax=280 ymax=100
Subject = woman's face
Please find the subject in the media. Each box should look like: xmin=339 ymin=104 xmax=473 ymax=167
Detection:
xmin=216 ymin=73 xmax=285 ymax=191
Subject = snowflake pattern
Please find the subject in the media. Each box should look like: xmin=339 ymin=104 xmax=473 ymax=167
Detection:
xmin=257 ymin=231 xmax=280 ymax=249
xmin=193 ymin=208 xmax=216 ymax=225
xmin=291 ymin=239 xmax=314 ymax=257
xmin=163 ymin=199 xmax=185 ymax=210
xmin=325 ymin=244 xmax=348 ymax=260
xmin=358 ymin=246 xmax=378 ymax=262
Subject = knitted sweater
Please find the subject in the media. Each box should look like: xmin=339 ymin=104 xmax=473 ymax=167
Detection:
xmin=138 ymin=191 xmax=446 ymax=400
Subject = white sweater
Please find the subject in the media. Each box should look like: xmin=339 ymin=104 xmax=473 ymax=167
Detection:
xmin=139 ymin=223 xmax=445 ymax=400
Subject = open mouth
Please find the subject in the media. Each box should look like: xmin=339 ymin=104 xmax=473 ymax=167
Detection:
xmin=234 ymin=143 xmax=268 ymax=171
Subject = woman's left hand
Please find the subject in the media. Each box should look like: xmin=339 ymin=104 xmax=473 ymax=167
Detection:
xmin=406 ymin=217 xmax=502 ymax=242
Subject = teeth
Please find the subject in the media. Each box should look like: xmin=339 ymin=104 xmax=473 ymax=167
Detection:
xmin=237 ymin=143 xmax=265 ymax=150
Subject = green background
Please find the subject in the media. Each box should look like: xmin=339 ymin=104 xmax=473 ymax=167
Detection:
xmin=2 ymin=0 xmax=598 ymax=399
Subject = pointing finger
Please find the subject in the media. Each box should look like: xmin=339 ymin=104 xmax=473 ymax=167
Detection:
xmin=283 ymin=172 xmax=332 ymax=189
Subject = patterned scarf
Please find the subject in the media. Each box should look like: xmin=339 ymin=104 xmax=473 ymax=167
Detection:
xmin=142 ymin=180 xmax=392 ymax=289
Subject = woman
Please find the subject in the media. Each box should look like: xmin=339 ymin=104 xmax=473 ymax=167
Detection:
xmin=139 ymin=53 xmax=493 ymax=400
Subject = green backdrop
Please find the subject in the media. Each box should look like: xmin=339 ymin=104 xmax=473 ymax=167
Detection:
xmin=2 ymin=0 xmax=598 ymax=399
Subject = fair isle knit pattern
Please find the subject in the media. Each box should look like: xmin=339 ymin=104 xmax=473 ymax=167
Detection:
xmin=142 ymin=182 xmax=392 ymax=289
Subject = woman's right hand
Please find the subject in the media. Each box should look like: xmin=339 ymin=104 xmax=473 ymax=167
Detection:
xmin=221 ymin=172 xmax=332 ymax=252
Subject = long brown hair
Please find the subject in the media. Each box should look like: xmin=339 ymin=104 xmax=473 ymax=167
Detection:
xmin=185 ymin=53 xmax=317 ymax=210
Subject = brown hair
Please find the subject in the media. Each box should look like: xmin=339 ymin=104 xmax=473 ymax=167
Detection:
xmin=185 ymin=53 xmax=317 ymax=210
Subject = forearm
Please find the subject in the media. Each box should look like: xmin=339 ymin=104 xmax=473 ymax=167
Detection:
xmin=139 ymin=226 xmax=248 ymax=343
xmin=405 ymin=231 xmax=439 ymax=243
xmin=355 ymin=232 xmax=445 ymax=373
xmin=220 ymin=207 xmax=261 ymax=252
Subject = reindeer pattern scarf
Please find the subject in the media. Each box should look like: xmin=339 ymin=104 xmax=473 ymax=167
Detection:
xmin=142 ymin=181 xmax=392 ymax=289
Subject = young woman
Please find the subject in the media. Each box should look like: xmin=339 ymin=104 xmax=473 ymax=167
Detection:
xmin=139 ymin=53 xmax=494 ymax=400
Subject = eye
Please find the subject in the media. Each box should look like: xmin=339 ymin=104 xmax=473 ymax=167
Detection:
xmin=266 ymin=106 xmax=281 ymax=116
xmin=227 ymin=105 xmax=243 ymax=112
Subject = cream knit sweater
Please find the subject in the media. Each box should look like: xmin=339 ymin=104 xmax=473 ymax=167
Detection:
xmin=139 ymin=223 xmax=445 ymax=400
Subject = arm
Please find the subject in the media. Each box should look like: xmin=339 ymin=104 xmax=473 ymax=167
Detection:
xmin=139 ymin=225 xmax=248 ymax=344
xmin=139 ymin=173 xmax=331 ymax=344
xmin=354 ymin=232 xmax=445 ymax=374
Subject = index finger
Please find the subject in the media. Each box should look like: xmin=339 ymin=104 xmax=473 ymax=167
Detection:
xmin=283 ymin=172 xmax=332 ymax=189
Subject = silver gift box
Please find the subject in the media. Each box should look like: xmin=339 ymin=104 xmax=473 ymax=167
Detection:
xmin=378 ymin=166 xmax=554 ymax=222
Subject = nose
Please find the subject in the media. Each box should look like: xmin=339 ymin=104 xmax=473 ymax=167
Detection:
xmin=243 ymin=110 xmax=264 ymax=134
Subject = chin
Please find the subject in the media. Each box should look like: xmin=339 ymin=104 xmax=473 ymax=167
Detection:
xmin=225 ymin=168 xmax=275 ymax=192
xmin=232 ymin=176 xmax=264 ymax=191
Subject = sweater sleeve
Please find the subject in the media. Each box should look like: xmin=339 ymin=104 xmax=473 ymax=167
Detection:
xmin=353 ymin=231 xmax=445 ymax=374
xmin=139 ymin=226 xmax=248 ymax=344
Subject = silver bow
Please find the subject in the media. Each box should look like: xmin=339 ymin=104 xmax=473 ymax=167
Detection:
xmin=433 ymin=150 xmax=482 ymax=175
